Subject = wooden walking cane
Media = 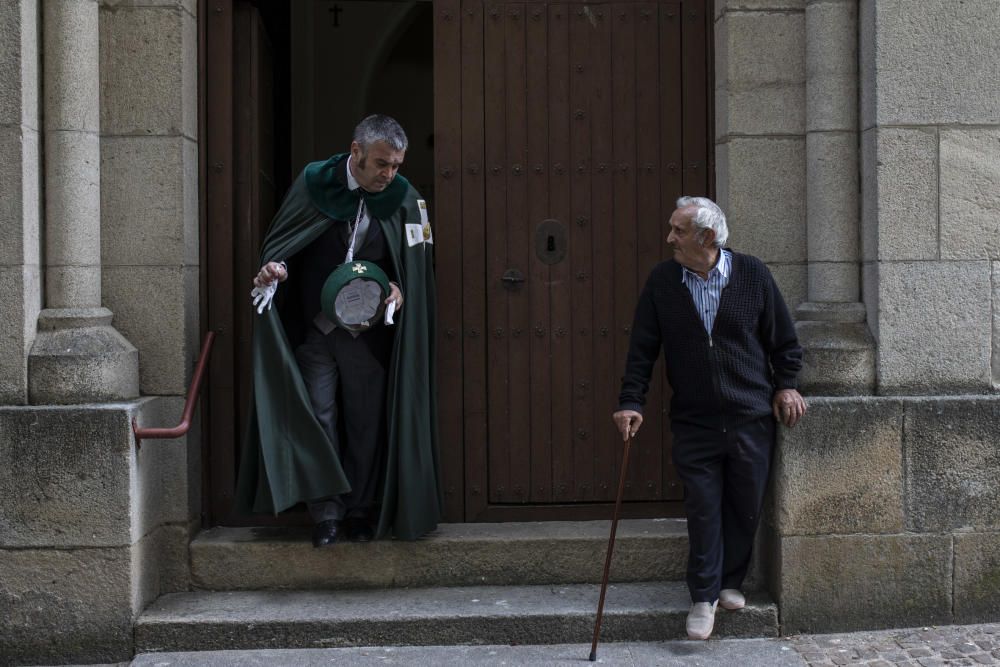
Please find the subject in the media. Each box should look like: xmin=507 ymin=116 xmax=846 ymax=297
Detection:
xmin=589 ymin=434 xmax=633 ymax=662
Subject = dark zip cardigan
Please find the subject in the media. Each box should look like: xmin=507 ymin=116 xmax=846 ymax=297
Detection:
xmin=617 ymin=251 xmax=803 ymax=431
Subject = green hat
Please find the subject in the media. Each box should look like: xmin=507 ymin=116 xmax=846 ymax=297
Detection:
xmin=320 ymin=260 xmax=391 ymax=332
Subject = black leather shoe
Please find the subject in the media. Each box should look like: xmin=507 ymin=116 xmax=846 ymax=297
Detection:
xmin=311 ymin=519 xmax=341 ymax=548
xmin=345 ymin=517 xmax=374 ymax=542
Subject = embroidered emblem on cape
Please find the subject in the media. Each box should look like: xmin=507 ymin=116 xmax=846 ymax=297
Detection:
xmin=406 ymin=223 xmax=423 ymax=247
xmin=417 ymin=199 xmax=433 ymax=245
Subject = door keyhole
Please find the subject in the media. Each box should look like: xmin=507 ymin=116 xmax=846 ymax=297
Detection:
xmin=535 ymin=219 xmax=566 ymax=265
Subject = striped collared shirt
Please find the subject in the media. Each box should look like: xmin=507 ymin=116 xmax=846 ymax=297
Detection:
xmin=681 ymin=249 xmax=732 ymax=335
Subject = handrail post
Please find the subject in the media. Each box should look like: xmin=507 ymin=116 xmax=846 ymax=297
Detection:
xmin=132 ymin=331 xmax=217 ymax=450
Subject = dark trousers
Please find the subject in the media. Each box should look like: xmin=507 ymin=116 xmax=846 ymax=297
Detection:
xmin=294 ymin=326 xmax=389 ymax=523
xmin=671 ymin=415 xmax=775 ymax=603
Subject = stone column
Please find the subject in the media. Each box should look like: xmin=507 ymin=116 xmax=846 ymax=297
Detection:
xmin=27 ymin=0 xmax=138 ymax=404
xmin=0 ymin=0 xmax=42 ymax=405
xmin=793 ymin=0 xmax=874 ymax=395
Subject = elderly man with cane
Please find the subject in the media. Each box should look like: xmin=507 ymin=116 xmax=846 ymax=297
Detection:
xmin=612 ymin=196 xmax=805 ymax=640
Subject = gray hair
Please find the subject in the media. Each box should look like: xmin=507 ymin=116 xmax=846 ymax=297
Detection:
xmin=676 ymin=196 xmax=728 ymax=247
xmin=353 ymin=114 xmax=409 ymax=153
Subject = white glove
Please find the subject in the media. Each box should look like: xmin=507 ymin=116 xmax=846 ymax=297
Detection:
xmin=251 ymin=281 xmax=278 ymax=314
xmin=384 ymin=300 xmax=396 ymax=325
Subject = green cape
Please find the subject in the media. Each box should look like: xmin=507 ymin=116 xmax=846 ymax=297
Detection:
xmin=235 ymin=154 xmax=441 ymax=540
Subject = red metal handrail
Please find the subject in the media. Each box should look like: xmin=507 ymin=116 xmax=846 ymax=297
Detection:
xmin=132 ymin=331 xmax=216 ymax=450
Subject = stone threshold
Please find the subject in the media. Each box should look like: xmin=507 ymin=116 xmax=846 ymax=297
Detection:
xmin=135 ymin=582 xmax=778 ymax=652
xmin=192 ymin=519 xmax=691 ymax=590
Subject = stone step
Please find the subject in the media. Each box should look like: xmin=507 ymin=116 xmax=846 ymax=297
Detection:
xmin=191 ymin=519 xmax=690 ymax=590
xmin=135 ymin=582 xmax=778 ymax=652
xmin=131 ymin=638 xmax=808 ymax=667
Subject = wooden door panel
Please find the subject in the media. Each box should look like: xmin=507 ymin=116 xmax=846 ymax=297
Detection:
xmin=568 ymin=1 xmax=595 ymax=502
xmin=590 ymin=2 xmax=616 ymax=502
xmin=472 ymin=0 xmax=706 ymax=513
xmin=658 ymin=2 xmax=685 ymax=499
xmin=432 ymin=0 xmax=464 ymax=520
xmin=503 ymin=3 xmax=533 ymax=505
xmin=205 ymin=0 xmax=279 ymax=525
xmin=483 ymin=3 xmax=509 ymax=503
xmin=204 ymin=0 xmax=237 ymax=525
xmin=608 ymin=2 xmax=641 ymax=501
xmin=456 ymin=0 xmax=489 ymax=517
xmin=681 ymin=0 xmax=710 ymax=193
xmin=234 ymin=5 xmax=276 ymax=480
xmin=545 ymin=3 xmax=574 ymax=506
xmin=525 ymin=5 xmax=552 ymax=504
xmin=635 ymin=1 xmax=666 ymax=500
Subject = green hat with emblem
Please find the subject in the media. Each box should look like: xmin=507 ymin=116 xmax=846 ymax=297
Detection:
xmin=320 ymin=260 xmax=391 ymax=332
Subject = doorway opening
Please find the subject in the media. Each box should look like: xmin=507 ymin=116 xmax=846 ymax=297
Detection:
xmin=201 ymin=0 xmax=434 ymax=526
xmin=289 ymin=1 xmax=435 ymax=197
xmin=203 ymin=0 xmax=713 ymax=528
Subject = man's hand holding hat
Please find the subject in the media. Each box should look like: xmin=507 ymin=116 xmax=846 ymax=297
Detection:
xmin=384 ymin=282 xmax=403 ymax=324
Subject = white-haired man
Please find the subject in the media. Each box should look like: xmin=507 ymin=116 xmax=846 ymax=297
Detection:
xmin=613 ymin=196 xmax=806 ymax=640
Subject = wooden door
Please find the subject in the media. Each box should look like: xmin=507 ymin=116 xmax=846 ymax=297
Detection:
xmin=203 ymin=0 xmax=285 ymax=525
xmin=434 ymin=0 xmax=713 ymax=521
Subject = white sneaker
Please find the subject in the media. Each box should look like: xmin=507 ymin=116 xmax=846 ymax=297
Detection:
xmin=719 ymin=588 xmax=746 ymax=611
xmin=686 ymin=601 xmax=717 ymax=640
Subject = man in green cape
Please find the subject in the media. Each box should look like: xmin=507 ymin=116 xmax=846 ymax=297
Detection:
xmin=236 ymin=115 xmax=441 ymax=545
